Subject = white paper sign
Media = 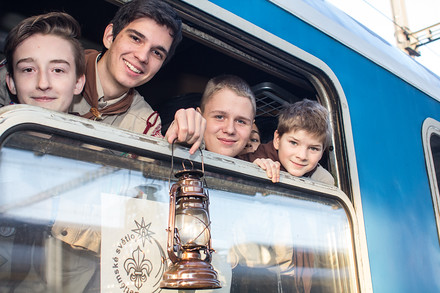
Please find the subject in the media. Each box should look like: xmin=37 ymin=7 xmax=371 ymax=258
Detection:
xmin=101 ymin=193 xmax=169 ymax=293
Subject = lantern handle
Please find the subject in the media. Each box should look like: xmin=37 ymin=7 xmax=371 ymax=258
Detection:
xmin=166 ymin=183 xmax=180 ymax=264
xmin=168 ymin=139 xmax=205 ymax=188
xmin=168 ymin=139 xmax=176 ymax=191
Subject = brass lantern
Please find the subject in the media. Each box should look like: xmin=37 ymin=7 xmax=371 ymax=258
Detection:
xmin=160 ymin=168 xmax=221 ymax=289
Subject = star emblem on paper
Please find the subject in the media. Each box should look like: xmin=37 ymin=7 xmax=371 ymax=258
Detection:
xmin=132 ymin=217 xmax=155 ymax=247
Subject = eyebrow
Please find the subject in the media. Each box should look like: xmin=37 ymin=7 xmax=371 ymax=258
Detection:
xmin=16 ymin=58 xmax=71 ymax=67
xmin=207 ymin=110 xmax=226 ymax=116
xmin=15 ymin=57 xmax=34 ymax=66
xmin=209 ymin=110 xmax=253 ymax=123
xmin=237 ymin=115 xmax=253 ymax=123
xmin=287 ymin=134 xmax=323 ymax=147
xmin=125 ymin=28 xmax=169 ymax=57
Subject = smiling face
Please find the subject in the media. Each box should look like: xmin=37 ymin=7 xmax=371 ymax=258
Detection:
xmin=274 ymin=129 xmax=324 ymax=177
xmin=6 ymin=34 xmax=85 ymax=112
xmin=201 ymin=88 xmax=254 ymax=157
xmin=98 ymin=17 xmax=173 ymax=99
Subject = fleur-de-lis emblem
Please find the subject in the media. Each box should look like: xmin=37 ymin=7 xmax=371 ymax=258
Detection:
xmin=124 ymin=246 xmax=153 ymax=290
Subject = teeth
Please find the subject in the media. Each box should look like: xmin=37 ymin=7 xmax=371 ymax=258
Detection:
xmin=124 ymin=60 xmax=141 ymax=74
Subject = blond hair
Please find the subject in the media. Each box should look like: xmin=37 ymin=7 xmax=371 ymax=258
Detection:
xmin=200 ymin=74 xmax=256 ymax=117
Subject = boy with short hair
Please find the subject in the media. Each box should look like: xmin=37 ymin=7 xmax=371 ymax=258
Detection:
xmin=4 ymin=12 xmax=86 ymax=113
xmin=239 ymin=99 xmax=334 ymax=185
xmin=197 ymin=74 xmax=256 ymax=157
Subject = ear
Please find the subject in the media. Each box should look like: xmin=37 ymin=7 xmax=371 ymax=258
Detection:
xmin=103 ymin=24 xmax=115 ymax=49
xmin=196 ymin=106 xmax=202 ymax=114
xmin=273 ymin=130 xmax=280 ymax=150
xmin=73 ymin=74 xmax=86 ymax=95
xmin=5 ymin=73 xmax=17 ymax=95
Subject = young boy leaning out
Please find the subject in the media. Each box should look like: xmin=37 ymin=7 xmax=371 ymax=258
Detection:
xmin=4 ymin=12 xmax=86 ymax=113
xmin=238 ymin=99 xmax=334 ymax=185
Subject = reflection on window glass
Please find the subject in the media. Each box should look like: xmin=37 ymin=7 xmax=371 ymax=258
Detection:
xmin=427 ymin=132 xmax=440 ymax=242
xmin=430 ymin=134 xmax=440 ymax=190
xmin=213 ymin=190 xmax=355 ymax=293
xmin=0 ymin=131 xmax=357 ymax=292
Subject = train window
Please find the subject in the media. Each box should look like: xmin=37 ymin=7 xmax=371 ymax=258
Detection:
xmin=423 ymin=118 xmax=440 ymax=242
xmin=148 ymin=2 xmax=348 ymax=192
xmin=0 ymin=118 xmax=358 ymax=292
xmin=1 ymin=0 xmax=351 ymax=197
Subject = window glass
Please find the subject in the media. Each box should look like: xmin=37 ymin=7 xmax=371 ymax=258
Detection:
xmin=423 ymin=118 xmax=440 ymax=242
xmin=0 ymin=130 xmax=357 ymax=292
xmin=430 ymin=134 xmax=440 ymax=190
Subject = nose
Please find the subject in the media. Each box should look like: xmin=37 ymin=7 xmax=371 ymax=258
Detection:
xmin=134 ymin=45 xmax=150 ymax=63
xmin=222 ymin=119 xmax=236 ymax=134
xmin=37 ymin=71 xmax=50 ymax=90
xmin=296 ymin=146 xmax=308 ymax=161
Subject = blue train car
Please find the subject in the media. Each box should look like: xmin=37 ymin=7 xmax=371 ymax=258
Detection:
xmin=0 ymin=0 xmax=439 ymax=292
xmin=197 ymin=0 xmax=440 ymax=291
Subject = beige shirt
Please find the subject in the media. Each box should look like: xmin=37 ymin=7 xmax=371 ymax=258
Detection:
xmin=70 ymin=55 xmax=163 ymax=136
